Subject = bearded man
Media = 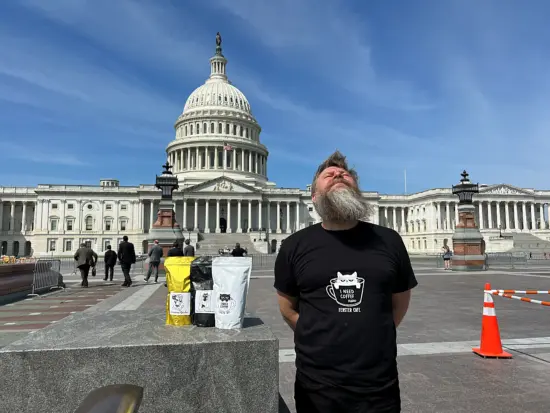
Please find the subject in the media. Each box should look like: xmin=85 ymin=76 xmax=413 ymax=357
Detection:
xmin=274 ymin=151 xmax=417 ymax=412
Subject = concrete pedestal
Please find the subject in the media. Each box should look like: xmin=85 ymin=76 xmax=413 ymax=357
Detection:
xmin=0 ymin=311 xmax=279 ymax=413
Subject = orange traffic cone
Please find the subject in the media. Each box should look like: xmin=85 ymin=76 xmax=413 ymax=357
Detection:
xmin=472 ymin=283 xmax=513 ymax=359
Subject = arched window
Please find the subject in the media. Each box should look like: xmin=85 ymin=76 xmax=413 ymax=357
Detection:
xmin=218 ymin=123 xmax=222 ymax=133
xmin=196 ymin=123 xmax=200 ymax=133
xmin=190 ymin=124 xmax=194 ymax=134
xmin=184 ymin=125 xmax=188 ymax=136
xmin=233 ymin=125 xmax=237 ymax=135
xmin=225 ymin=124 xmax=229 ymax=134
xmin=203 ymin=123 xmax=207 ymax=133
xmin=85 ymin=216 xmax=93 ymax=231
xmin=239 ymin=125 xmax=243 ymax=137
xmin=210 ymin=123 xmax=215 ymax=133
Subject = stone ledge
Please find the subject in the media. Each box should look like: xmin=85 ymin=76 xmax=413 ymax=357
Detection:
xmin=0 ymin=310 xmax=279 ymax=413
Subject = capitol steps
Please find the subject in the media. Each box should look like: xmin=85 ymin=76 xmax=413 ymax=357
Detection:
xmin=510 ymin=233 xmax=550 ymax=253
xmin=196 ymin=232 xmax=259 ymax=255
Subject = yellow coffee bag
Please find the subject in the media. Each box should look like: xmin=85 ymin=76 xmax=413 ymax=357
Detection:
xmin=165 ymin=256 xmax=195 ymax=326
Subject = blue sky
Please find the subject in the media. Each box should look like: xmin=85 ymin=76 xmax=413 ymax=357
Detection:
xmin=1 ymin=0 xmax=549 ymax=194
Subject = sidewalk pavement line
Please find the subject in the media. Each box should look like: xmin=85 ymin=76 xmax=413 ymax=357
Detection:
xmin=278 ymin=336 xmax=550 ymax=362
xmin=109 ymin=283 xmax=163 ymax=312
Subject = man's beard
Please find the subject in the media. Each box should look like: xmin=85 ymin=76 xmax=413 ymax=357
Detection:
xmin=313 ymin=183 xmax=373 ymax=223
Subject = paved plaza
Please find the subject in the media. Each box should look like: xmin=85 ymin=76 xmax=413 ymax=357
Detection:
xmin=1 ymin=261 xmax=550 ymax=412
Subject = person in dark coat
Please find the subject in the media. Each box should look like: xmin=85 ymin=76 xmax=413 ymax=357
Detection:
xmin=117 ymin=235 xmax=136 ymax=287
xmin=145 ymin=240 xmax=163 ymax=283
xmin=183 ymin=239 xmax=195 ymax=256
xmin=104 ymin=245 xmax=117 ymax=281
xmin=74 ymin=243 xmax=98 ymax=288
xmin=167 ymin=241 xmax=184 ymax=257
xmin=231 ymin=242 xmax=247 ymax=257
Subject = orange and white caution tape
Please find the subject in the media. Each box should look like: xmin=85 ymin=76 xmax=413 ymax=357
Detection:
xmin=490 ymin=292 xmax=550 ymax=307
xmin=487 ymin=289 xmax=550 ymax=295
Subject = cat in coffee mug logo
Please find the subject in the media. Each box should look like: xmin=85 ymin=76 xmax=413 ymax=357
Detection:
xmin=326 ymin=272 xmax=365 ymax=312
xmin=217 ymin=293 xmax=236 ymax=314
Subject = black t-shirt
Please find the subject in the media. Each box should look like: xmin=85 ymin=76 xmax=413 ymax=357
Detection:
xmin=274 ymin=221 xmax=417 ymax=394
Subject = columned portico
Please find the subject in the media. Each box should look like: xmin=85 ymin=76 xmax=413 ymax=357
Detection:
xmin=170 ymin=196 xmax=302 ymax=235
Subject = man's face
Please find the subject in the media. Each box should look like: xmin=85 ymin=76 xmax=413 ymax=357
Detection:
xmin=313 ymin=166 xmax=357 ymax=200
xmin=312 ymin=166 xmax=370 ymax=222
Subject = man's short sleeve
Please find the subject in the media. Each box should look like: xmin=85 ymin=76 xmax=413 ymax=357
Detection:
xmin=392 ymin=233 xmax=418 ymax=294
xmin=274 ymin=244 xmax=299 ymax=297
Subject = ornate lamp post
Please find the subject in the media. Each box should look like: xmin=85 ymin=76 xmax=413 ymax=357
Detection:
xmin=146 ymin=162 xmax=184 ymax=268
xmin=451 ymin=170 xmax=486 ymax=271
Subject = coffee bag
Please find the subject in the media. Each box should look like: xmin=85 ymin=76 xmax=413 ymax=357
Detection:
xmin=165 ymin=256 xmax=194 ymax=326
xmin=212 ymin=256 xmax=253 ymax=329
xmin=190 ymin=256 xmax=215 ymax=327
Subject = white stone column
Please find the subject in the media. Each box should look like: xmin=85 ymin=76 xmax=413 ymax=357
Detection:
xmin=223 ymin=149 xmax=227 ymax=170
xmin=233 ymin=150 xmax=237 ymax=171
xmin=248 ymin=152 xmax=253 ymax=173
xmin=114 ymin=200 xmax=119 ymax=232
xmin=295 ymin=201 xmax=299 ymax=232
xmin=276 ymin=201 xmax=281 ymax=233
xmin=445 ymin=202 xmax=450 ymax=230
xmin=496 ymin=202 xmax=501 ymax=229
xmin=454 ymin=203 xmax=458 ymax=228
xmin=227 ymin=200 xmax=232 ymax=233
xmin=505 ymin=202 xmax=510 ymax=229
xmin=183 ymin=200 xmax=188 ymax=230
xmin=436 ymin=202 xmax=441 ymax=230
xmin=241 ymin=150 xmax=245 ymax=172
xmin=540 ymin=203 xmax=545 ymax=229
xmin=22 ymin=202 xmax=27 ymax=232
xmin=237 ymin=200 xmax=242 ymax=233
xmin=258 ymin=200 xmax=263 ymax=230
xmin=530 ymin=203 xmax=536 ymax=230
xmin=487 ymin=202 xmax=492 ymax=229
xmin=76 ymin=200 xmax=82 ymax=232
xmin=383 ymin=207 xmax=388 ymax=227
xmin=267 ymin=202 xmax=271 ymax=233
xmin=206 ymin=147 xmax=210 ymax=170
xmin=194 ymin=200 xmax=199 ymax=231
xmin=513 ymin=202 xmax=519 ymax=230
xmin=150 ymin=200 xmax=155 ymax=230
xmin=248 ymin=200 xmax=252 ymax=232
xmin=478 ymin=202 xmax=484 ymax=229
xmin=521 ymin=202 xmax=527 ymax=231
xmin=215 ymin=200 xmax=220 ymax=233
xmin=286 ymin=202 xmax=290 ymax=233
xmin=99 ymin=201 xmax=104 ymax=232
xmin=204 ymin=200 xmax=210 ymax=232
xmin=9 ymin=202 xmax=15 ymax=232
xmin=401 ymin=208 xmax=405 ymax=233
xmin=214 ymin=148 xmax=218 ymax=169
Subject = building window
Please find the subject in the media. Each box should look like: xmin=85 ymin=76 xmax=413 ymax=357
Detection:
xmin=85 ymin=216 xmax=93 ymax=231
xmin=121 ymin=204 xmax=127 ymax=210
xmin=106 ymin=204 xmax=112 ymax=210
xmin=52 ymin=203 xmax=58 ymax=209
xmin=49 ymin=239 xmax=56 ymax=252
xmin=50 ymin=220 xmax=57 ymax=231
xmin=103 ymin=239 xmax=112 ymax=250
xmin=87 ymin=204 xmax=93 ymax=210
xmin=67 ymin=204 xmax=74 ymax=210
xmin=105 ymin=220 xmax=112 ymax=231
xmin=65 ymin=240 xmax=72 ymax=252
xmin=120 ymin=221 xmax=127 ymax=231
xmin=66 ymin=220 xmax=73 ymax=231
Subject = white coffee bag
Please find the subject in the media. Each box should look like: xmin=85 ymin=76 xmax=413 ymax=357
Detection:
xmin=212 ymin=256 xmax=253 ymax=329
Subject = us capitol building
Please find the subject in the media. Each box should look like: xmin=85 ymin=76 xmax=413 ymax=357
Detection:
xmin=1 ymin=36 xmax=550 ymax=257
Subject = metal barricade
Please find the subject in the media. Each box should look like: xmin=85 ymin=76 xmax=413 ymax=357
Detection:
xmin=28 ymin=258 xmax=64 ymax=297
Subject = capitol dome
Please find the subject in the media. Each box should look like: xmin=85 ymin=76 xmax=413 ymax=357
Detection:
xmin=166 ymin=34 xmax=268 ymax=187
xmin=183 ymin=80 xmax=252 ymax=115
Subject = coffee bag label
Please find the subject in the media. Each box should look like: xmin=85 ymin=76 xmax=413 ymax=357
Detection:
xmin=194 ymin=290 xmax=214 ymax=314
xmin=169 ymin=292 xmax=191 ymax=315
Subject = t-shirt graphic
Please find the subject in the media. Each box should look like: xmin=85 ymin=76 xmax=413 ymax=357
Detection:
xmin=326 ymin=271 xmax=365 ymax=312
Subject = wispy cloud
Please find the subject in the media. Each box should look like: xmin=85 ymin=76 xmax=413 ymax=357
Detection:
xmin=1 ymin=143 xmax=88 ymax=167
xmin=209 ymin=0 xmax=436 ymax=112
